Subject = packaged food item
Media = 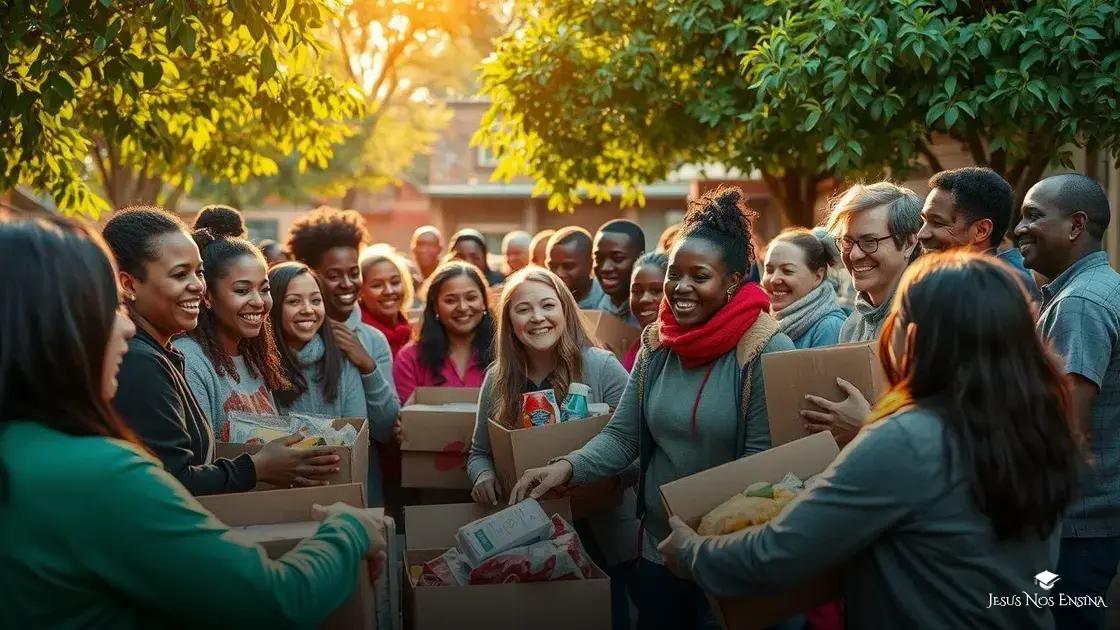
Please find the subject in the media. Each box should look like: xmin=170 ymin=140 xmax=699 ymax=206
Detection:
xmin=559 ymin=383 xmax=591 ymax=422
xmin=454 ymin=498 xmax=553 ymax=565
xmin=228 ymin=412 xmax=290 ymax=444
xmin=467 ymin=515 xmax=593 ymax=584
xmin=587 ymin=402 xmax=610 ymax=416
xmin=521 ymin=389 xmax=561 ymax=428
xmin=419 ymin=547 xmax=472 ymax=587
xmin=291 ymin=436 xmax=327 ymax=448
xmin=698 ymin=472 xmax=807 ymax=535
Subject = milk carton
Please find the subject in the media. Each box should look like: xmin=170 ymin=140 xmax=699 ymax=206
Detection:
xmin=454 ymin=499 xmax=553 ymax=565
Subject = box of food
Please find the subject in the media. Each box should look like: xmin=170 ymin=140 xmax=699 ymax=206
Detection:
xmin=197 ymin=484 xmax=384 ymax=630
xmin=579 ymin=309 xmax=641 ymax=361
xmin=399 ymin=388 xmax=480 ymax=490
xmin=659 ymin=432 xmax=843 ymax=630
xmin=761 ymin=341 xmax=887 ymax=447
xmin=403 ymin=498 xmax=611 ymax=630
xmin=216 ymin=416 xmax=369 ymax=491
xmin=486 ymin=413 xmax=620 ymax=516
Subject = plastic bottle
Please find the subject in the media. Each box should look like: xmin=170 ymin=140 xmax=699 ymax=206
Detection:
xmin=560 ymin=382 xmax=591 ymax=422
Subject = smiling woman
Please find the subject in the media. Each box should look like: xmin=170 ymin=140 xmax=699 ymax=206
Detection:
xmin=173 ymin=207 xmax=288 ymax=442
xmin=358 ymin=246 xmax=414 ymax=358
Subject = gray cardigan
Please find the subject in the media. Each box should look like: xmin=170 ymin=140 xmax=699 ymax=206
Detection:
xmin=675 ymin=408 xmax=1060 ymax=629
xmin=467 ymin=346 xmax=640 ymax=566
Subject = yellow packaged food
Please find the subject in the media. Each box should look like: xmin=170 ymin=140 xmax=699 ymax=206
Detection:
xmin=290 ymin=436 xmax=327 ymax=449
xmin=698 ymin=495 xmax=782 ymax=535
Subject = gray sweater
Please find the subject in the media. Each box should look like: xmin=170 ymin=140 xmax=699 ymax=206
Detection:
xmin=467 ymin=346 xmax=640 ymax=566
xmin=565 ymin=327 xmax=794 ymax=563
xmin=676 ymin=408 xmax=1060 ymax=629
xmin=173 ymin=337 xmax=279 ymax=442
xmin=838 ymin=289 xmax=895 ymax=343
xmin=344 ymin=306 xmax=400 ymax=440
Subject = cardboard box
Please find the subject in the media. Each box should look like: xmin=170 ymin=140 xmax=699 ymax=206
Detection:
xmin=216 ymin=417 xmax=370 ymax=491
xmin=659 ymin=432 xmax=843 ymax=630
xmin=399 ymin=388 xmax=480 ymax=490
xmin=403 ymin=499 xmax=611 ymax=630
xmin=487 ymin=414 xmax=620 ymax=516
xmin=761 ymin=341 xmax=888 ymax=447
xmin=580 ymin=309 xmax=641 ymax=361
xmin=197 ymin=484 xmax=378 ymax=630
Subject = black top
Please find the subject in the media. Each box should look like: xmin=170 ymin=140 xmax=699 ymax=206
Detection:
xmin=111 ymin=326 xmax=255 ymax=495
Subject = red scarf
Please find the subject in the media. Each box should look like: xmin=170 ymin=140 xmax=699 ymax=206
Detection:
xmin=361 ymin=306 xmax=412 ymax=358
xmin=658 ymin=283 xmax=770 ymax=368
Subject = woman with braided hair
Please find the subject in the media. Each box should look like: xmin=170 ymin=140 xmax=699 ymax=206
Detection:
xmin=510 ymin=186 xmax=795 ymax=629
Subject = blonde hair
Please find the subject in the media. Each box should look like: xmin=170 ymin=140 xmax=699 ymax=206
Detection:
xmin=491 ymin=267 xmax=593 ymax=429
xmin=359 ymin=244 xmax=415 ymax=320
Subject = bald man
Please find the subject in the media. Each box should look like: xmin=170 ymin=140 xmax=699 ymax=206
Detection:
xmin=1015 ymin=173 xmax=1120 ymax=630
xmin=410 ymin=225 xmax=443 ymax=283
xmin=502 ymin=230 xmax=532 ymax=275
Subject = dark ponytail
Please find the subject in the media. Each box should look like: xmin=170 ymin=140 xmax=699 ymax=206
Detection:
xmin=189 ymin=206 xmax=288 ymax=392
xmin=678 ymin=186 xmax=758 ymax=276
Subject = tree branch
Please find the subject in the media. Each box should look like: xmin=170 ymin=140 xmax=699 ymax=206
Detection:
xmin=916 ymin=138 xmax=944 ymax=173
xmin=335 ymin=22 xmax=361 ymax=85
xmin=91 ymin=139 xmax=116 ymax=207
xmin=964 ymin=128 xmax=989 ymax=167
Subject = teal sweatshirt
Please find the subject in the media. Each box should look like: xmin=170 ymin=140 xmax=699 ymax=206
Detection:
xmin=566 ymin=332 xmax=794 ymax=563
xmin=0 ymin=422 xmax=370 ymax=629
xmin=674 ymin=408 xmax=1060 ymax=629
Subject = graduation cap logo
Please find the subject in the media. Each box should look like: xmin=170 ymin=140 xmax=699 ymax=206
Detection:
xmin=1034 ymin=570 xmax=1060 ymax=590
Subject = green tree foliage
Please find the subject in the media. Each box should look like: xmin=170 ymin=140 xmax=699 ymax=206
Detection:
xmin=0 ymin=0 xmax=364 ymax=216
xmin=479 ymin=0 xmax=1120 ymax=225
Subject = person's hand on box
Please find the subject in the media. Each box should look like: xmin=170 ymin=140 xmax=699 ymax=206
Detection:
xmin=508 ymin=459 xmax=573 ymax=505
xmin=252 ymin=432 xmax=341 ymax=487
xmin=801 ymin=378 xmax=870 ymax=447
xmin=658 ymin=515 xmax=699 ymax=579
xmin=312 ymin=503 xmax=388 ymax=583
xmin=471 ymin=473 xmax=503 ymax=507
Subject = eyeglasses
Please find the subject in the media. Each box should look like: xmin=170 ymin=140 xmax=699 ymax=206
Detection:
xmin=839 ymin=235 xmax=894 ymax=255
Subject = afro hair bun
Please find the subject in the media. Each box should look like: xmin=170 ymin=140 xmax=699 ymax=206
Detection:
xmin=193 ymin=205 xmax=245 ymax=240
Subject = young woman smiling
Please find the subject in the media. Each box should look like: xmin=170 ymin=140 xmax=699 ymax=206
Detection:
xmin=1 ymin=216 xmax=387 ymax=627
xmin=286 ymin=207 xmax=399 ymax=505
xmin=622 ymin=252 xmax=668 ymax=371
xmin=761 ymin=228 xmax=849 ymax=349
xmin=510 ymin=186 xmax=795 ymax=630
xmin=467 ymin=267 xmax=640 ymax=630
xmin=393 ymin=261 xmax=494 ymax=403
xmin=358 ymin=246 xmax=414 ymax=358
xmin=173 ymin=208 xmax=292 ymax=442
xmin=105 ymin=207 xmax=335 ymax=494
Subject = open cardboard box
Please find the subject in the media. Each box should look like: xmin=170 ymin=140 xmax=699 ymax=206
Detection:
xmin=580 ymin=309 xmax=641 ymax=361
xmin=487 ymin=414 xmax=621 ymax=517
xmin=403 ymin=498 xmax=611 ymax=630
xmin=198 ymin=484 xmax=378 ymax=630
xmin=762 ymin=341 xmax=887 ymax=447
xmin=660 ymin=432 xmax=843 ymax=630
xmin=217 ymin=417 xmax=369 ymax=491
xmin=399 ymin=388 xmax=480 ymax=490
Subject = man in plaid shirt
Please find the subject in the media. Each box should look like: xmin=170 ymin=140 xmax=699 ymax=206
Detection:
xmin=1016 ymin=173 xmax=1120 ymax=630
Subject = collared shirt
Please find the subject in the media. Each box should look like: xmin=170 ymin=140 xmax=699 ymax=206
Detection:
xmin=1037 ymin=251 xmax=1120 ymax=538
xmin=594 ymin=290 xmax=640 ymax=326
xmin=993 ymin=246 xmax=1042 ymax=303
xmin=577 ymin=277 xmax=607 ymax=310
xmin=392 ymin=341 xmax=488 ymax=404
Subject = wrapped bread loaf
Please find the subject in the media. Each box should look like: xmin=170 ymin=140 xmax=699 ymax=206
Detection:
xmin=697 ymin=495 xmax=782 ymax=535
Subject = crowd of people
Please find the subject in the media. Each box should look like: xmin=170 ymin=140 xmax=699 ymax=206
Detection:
xmin=1 ymin=166 xmax=1118 ymax=630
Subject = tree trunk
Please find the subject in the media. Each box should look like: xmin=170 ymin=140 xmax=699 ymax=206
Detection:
xmin=761 ymin=168 xmax=820 ymax=227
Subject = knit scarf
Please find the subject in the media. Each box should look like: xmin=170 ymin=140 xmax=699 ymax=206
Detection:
xmin=658 ymin=283 xmax=770 ymax=369
xmin=772 ymin=281 xmax=841 ymax=342
xmin=361 ymin=306 xmax=411 ymax=357
xmin=844 ymin=289 xmax=895 ymax=342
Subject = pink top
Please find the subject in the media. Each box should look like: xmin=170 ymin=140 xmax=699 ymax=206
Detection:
xmin=622 ymin=340 xmax=640 ymax=372
xmin=392 ymin=341 xmax=487 ymax=403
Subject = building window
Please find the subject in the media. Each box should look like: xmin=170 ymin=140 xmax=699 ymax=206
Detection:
xmin=477 ymin=145 xmax=499 ymax=169
xmin=245 ymin=219 xmax=279 ymax=243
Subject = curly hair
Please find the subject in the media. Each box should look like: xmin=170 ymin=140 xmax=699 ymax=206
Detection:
xmin=102 ymin=205 xmax=190 ymax=280
xmin=678 ymin=185 xmax=758 ymax=276
xmin=286 ymin=206 xmax=370 ymax=268
xmin=189 ymin=206 xmax=288 ymax=392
